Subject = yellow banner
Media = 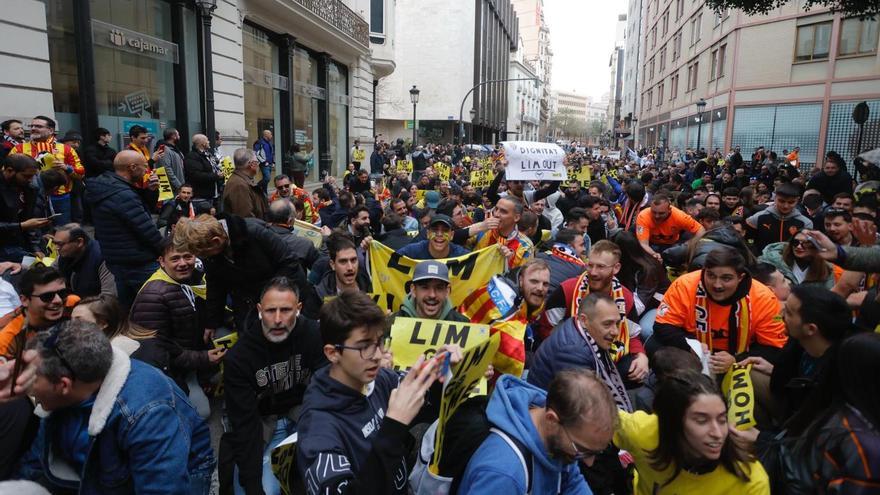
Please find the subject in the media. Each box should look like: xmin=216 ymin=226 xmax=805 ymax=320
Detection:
xmin=293 ymin=219 xmax=322 ymax=248
xmin=430 ymin=332 xmax=501 ymax=473
xmin=721 ymin=364 xmax=757 ymax=431
xmin=221 ymin=156 xmax=234 ymax=182
xmin=415 ymin=189 xmax=426 ymax=203
xmin=389 ymin=317 xmax=490 ymax=372
xmin=154 ymin=167 xmax=174 ymax=202
xmin=434 ymin=162 xmax=451 ymax=182
xmin=271 ymin=433 xmax=298 ymax=495
xmin=469 ymin=169 xmax=495 ymax=188
xmin=352 ymin=148 xmax=366 ymax=162
xmin=397 ymin=159 xmax=413 ymax=174
xmin=213 ymin=332 xmax=238 ymax=350
xmin=571 ymin=164 xmax=592 ymax=187
xmin=368 ymin=242 xmax=506 ymax=312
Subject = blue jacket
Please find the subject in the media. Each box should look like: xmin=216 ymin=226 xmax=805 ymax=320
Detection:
xmin=396 ymin=239 xmax=470 ymax=259
xmin=18 ymin=348 xmax=215 ymax=494
xmin=527 ymin=317 xmax=596 ymax=391
xmin=458 ymin=375 xmax=591 ymax=494
xmin=253 ymin=138 xmax=274 ymax=165
xmin=84 ymin=172 xmax=163 ymax=266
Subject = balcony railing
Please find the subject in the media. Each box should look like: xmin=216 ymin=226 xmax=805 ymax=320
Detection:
xmin=291 ymin=0 xmax=369 ymax=49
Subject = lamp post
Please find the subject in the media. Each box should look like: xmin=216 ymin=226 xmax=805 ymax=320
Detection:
xmin=458 ymin=77 xmax=540 ymax=146
xmin=195 ymin=0 xmax=217 ymax=148
xmin=695 ymin=98 xmax=707 ymax=154
xmin=409 ymin=85 xmax=420 ymax=148
xmin=468 ymin=108 xmax=477 ymax=145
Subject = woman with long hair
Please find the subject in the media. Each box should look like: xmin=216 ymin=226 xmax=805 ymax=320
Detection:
xmin=71 ymin=295 xmax=169 ymax=374
xmin=758 ymin=228 xmax=842 ymax=289
xmin=614 ymin=369 xmax=769 ymax=493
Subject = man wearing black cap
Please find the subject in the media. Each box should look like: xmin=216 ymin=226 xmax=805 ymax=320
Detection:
xmin=397 ymin=214 xmax=470 ymax=259
xmin=392 ymin=260 xmax=469 ymax=322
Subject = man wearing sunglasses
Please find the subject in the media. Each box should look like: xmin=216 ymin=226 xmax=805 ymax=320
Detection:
xmin=397 ymin=214 xmax=470 ymax=260
xmin=18 ymin=320 xmax=215 ymax=493
xmin=0 ymin=265 xmax=73 ymax=360
xmin=458 ymin=369 xmax=615 ymax=494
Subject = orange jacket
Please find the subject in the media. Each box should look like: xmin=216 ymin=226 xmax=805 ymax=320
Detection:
xmin=655 ymin=270 xmax=787 ymax=353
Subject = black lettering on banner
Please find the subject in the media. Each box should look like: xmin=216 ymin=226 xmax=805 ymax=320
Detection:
xmin=733 ymin=405 xmax=751 ymax=427
xmin=387 ymin=252 xmax=412 ymax=275
xmin=446 ymin=252 xmax=478 ymax=280
xmin=445 ymin=324 xmax=470 ymax=348
xmin=733 ymin=390 xmax=750 ymax=408
xmin=410 ymin=321 xmax=427 ymax=345
xmin=731 ymin=367 xmax=749 ymax=389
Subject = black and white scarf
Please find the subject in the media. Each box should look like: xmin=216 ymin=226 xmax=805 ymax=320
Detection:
xmin=574 ymin=318 xmax=633 ymax=412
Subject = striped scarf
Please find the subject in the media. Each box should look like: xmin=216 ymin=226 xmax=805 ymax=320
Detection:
xmin=694 ymin=279 xmax=750 ymax=354
xmin=550 ymin=244 xmax=585 ymax=267
xmin=574 ymin=317 xmax=632 ymax=412
xmin=571 ymin=273 xmax=630 ymax=362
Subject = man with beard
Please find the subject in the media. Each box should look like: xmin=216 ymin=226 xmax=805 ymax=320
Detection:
xmin=0 ymin=119 xmax=24 ymax=161
xmin=392 ymin=260 xmax=469 ymax=322
xmin=554 ymin=179 xmax=589 ymax=219
xmin=538 ymin=241 xmax=647 ymax=387
xmin=458 ymin=369 xmax=614 ymax=494
xmin=341 ymin=205 xmax=372 ymax=246
xmin=223 ymin=277 xmax=326 ymax=495
xmin=53 ymin=223 xmax=116 ymax=298
xmin=397 ymin=214 xmax=469 ymax=259
xmin=315 ymin=232 xmax=371 ymax=300
xmin=654 ymin=247 xmax=788 ymax=373
xmin=156 ymin=128 xmax=186 ymax=194
xmin=537 ymin=228 xmax=586 ymax=296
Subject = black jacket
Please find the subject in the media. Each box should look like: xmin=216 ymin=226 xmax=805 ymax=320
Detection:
xmin=807 ymin=170 xmax=854 ymax=204
xmin=315 ymin=267 xmax=372 ymax=301
xmin=0 ymin=173 xmax=38 ymax=252
xmin=203 ymin=215 xmax=319 ymax=328
xmin=57 ymin=239 xmax=111 ymax=298
xmin=83 ymin=172 xmax=163 ymax=266
xmin=184 ymin=147 xmax=222 ymax=200
xmin=377 ymin=228 xmax=412 ymax=251
xmin=129 ymin=267 xmax=211 ymax=377
xmin=296 ymin=366 xmax=412 ymax=495
xmin=81 ymin=143 xmax=117 ymax=178
xmin=224 ymin=316 xmax=326 ymax=492
xmin=266 ymin=224 xmax=321 ymax=271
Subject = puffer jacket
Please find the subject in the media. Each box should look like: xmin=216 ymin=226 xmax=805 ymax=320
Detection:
xmin=129 ymin=268 xmax=211 ymax=376
xmin=84 ymin=172 xmax=163 ymax=266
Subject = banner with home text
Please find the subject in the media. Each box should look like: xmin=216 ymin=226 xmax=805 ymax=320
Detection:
xmin=501 ymin=141 xmax=567 ymax=181
xmin=367 ymin=242 xmax=506 ymax=313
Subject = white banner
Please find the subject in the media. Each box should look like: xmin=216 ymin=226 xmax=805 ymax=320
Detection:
xmin=501 ymin=141 xmax=568 ymax=181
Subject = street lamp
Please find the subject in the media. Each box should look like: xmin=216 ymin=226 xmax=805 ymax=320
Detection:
xmin=695 ymin=98 xmax=707 ymax=153
xmin=468 ymin=108 xmax=477 ymax=145
xmin=458 ymin=77 xmax=540 ymax=146
xmin=409 ymin=85 xmax=420 ymax=148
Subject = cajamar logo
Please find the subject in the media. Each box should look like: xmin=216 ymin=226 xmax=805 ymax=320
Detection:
xmin=109 ymin=29 xmax=125 ymax=47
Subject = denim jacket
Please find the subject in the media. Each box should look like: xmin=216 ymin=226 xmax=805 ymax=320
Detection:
xmin=18 ymin=347 xmax=215 ymax=494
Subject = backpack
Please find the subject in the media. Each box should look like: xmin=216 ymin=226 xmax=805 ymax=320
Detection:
xmin=409 ymin=395 xmax=552 ymax=495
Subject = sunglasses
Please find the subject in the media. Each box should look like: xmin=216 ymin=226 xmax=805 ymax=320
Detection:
xmin=43 ymin=324 xmax=77 ymax=380
xmin=30 ymin=289 xmax=70 ymax=304
xmin=789 ymin=239 xmax=815 ymax=249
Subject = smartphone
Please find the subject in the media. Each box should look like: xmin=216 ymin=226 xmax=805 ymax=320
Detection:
xmin=805 ymin=236 xmax=826 ymax=252
xmin=48 ymin=213 xmax=63 ymax=220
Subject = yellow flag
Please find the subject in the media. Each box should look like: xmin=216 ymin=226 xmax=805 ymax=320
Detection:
xmin=721 ymin=364 xmax=757 ymax=430
xmin=367 ymin=242 xmax=506 ymax=313
xmin=293 ymin=219 xmax=322 ymax=248
xmin=154 ymin=167 xmax=174 ymax=202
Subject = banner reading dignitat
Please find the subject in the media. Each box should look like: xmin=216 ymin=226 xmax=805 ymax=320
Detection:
xmin=501 ymin=141 xmax=568 ymax=181
xmin=368 ymin=242 xmax=506 ymax=312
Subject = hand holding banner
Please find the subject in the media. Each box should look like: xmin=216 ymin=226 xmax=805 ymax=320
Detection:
xmin=154 ymin=167 xmax=174 ymax=202
xmin=389 ymin=317 xmax=491 ymax=372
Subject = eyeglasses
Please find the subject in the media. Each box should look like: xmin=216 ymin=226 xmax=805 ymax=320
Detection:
xmin=30 ymin=289 xmax=70 ymax=304
xmin=559 ymin=421 xmax=607 ymax=460
xmin=43 ymin=325 xmax=77 ymax=380
xmin=334 ymin=337 xmax=388 ymax=360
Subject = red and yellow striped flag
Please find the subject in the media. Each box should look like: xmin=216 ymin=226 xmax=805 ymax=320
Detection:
xmin=460 ymin=276 xmax=527 ymax=378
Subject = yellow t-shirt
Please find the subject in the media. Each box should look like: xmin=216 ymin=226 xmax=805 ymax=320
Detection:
xmin=614 ymin=410 xmax=770 ymax=495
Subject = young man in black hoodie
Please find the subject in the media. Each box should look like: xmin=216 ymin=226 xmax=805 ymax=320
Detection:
xmin=223 ymin=276 xmax=326 ymax=494
xmin=296 ymin=290 xmax=456 ymax=495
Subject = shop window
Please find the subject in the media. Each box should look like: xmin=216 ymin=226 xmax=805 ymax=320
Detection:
xmin=825 ymin=100 xmax=880 ymax=172
xmin=41 ymin=0 xmax=79 ymax=133
xmin=328 ymin=63 xmax=349 ymax=176
xmin=292 ymin=48 xmax=321 ymax=182
xmin=733 ymin=103 xmax=822 ymax=169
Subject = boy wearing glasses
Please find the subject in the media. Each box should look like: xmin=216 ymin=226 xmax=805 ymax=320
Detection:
xmin=297 ymin=290 xmax=457 ymax=495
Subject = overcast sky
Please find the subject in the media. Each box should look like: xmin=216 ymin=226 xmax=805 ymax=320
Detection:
xmin=543 ymin=0 xmax=628 ymax=101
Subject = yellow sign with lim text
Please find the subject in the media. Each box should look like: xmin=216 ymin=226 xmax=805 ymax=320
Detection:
xmin=154 ymin=167 xmax=174 ymax=202
xmin=389 ymin=317 xmax=491 ymax=372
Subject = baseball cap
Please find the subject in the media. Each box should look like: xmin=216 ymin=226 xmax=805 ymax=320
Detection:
xmin=429 ymin=214 xmax=453 ymax=229
xmin=425 ymin=190 xmax=441 ymax=208
xmin=412 ymin=260 xmax=450 ymax=284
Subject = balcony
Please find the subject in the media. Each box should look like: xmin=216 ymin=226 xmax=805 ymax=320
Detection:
xmin=291 ymin=0 xmax=369 ymax=49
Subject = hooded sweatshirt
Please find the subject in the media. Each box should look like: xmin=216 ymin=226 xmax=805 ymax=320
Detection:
xmin=295 ymin=366 xmax=412 ymax=495
xmin=223 ymin=316 xmax=326 ymax=490
xmin=394 ymin=294 xmax=470 ymax=322
xmin=458 ymin=375 xmax=590 ymax=495
xmin=746 ymin=204 xmax=813 ymax=253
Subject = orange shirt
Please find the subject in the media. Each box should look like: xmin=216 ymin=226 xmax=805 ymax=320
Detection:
xmin=636 ymin=205 xmax=702 ymax=246
xmin=656 ymin=271 xmax=787 ymax=353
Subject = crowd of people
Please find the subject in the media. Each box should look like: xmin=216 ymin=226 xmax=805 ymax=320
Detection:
xmin=2 ymin=114 xmax=880 ymax=494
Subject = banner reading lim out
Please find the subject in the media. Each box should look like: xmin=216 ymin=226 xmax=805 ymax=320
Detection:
xmin=91 ymin=19 xmax=179 ymax=64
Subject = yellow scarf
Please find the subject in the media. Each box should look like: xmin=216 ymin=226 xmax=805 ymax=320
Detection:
xmin=694 ymin=280 xmax=750 ymax=354
xmin=142 ymin=268 xmax=207 ymax=301
xmin=571 ymin=273 xmax=630 ymax=362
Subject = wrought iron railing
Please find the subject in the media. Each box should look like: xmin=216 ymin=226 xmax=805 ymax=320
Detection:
xmin=292 ymin=0 xmax=369 ymax=49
